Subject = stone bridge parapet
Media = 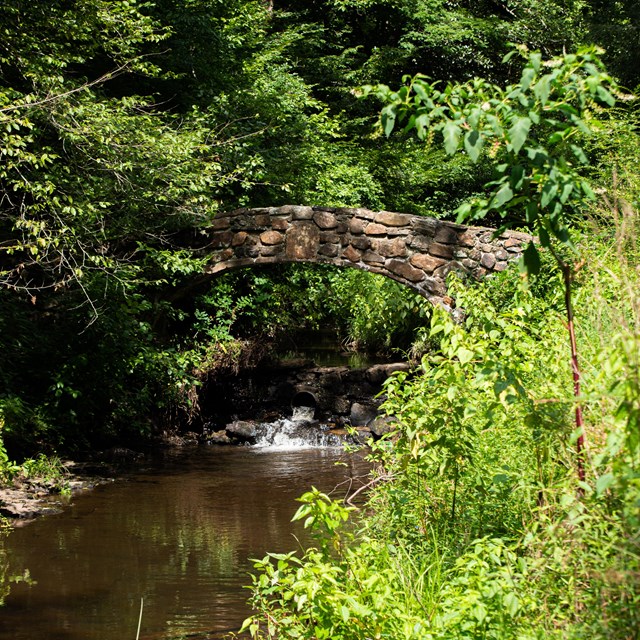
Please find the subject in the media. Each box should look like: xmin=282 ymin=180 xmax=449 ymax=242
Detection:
xmin=205 ymin=205 xmax=532 ymax=306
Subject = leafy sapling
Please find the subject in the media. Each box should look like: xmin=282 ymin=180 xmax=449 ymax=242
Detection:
xmin=364 ymin=46 xmax=618 ymax=485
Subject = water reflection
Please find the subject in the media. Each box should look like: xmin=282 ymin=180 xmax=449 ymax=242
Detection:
xmin=0 ymin=446 xmax=369 ymax=640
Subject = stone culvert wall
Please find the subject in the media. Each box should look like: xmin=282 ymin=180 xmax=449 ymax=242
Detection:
xmin=205 ymin=205 xmax=533 ymax=306
xmin=202 ymin=361 xmax=411 ymax=443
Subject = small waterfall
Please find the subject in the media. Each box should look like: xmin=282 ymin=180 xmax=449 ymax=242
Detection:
xmin=291 ymin=405 xmax=315 ymax=422
xmin=253 ymin=406 xmax=343 ymax=449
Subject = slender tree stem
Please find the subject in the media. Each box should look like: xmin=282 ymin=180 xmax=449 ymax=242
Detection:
xmin=561 ymin=262 xmax=586 ymax=484
xmin=450 ymin=463 xmax=458 ymax=523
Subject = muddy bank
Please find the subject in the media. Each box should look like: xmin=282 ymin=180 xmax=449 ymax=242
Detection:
xmin=0 ymin=460 xmax=122 ymax=526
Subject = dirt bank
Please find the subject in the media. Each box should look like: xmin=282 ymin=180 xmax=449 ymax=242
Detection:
xmin=0 ymin=461 xmax=115 ymax=527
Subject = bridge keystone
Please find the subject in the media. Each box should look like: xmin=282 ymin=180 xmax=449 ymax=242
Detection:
xmin=373 ymin=238 xmax=407 ymax=258
xmin=435 ymin=225 xmax=459 ymax=244
xmin=364 ymin=223 xmax=388 ymax=236
xmin=429 ymin=242 xmax=455 ymax=259
xmin=285 ymin=222 xmax=319 ymax=259
xmin=410 ymin=254 xmax=446 ymax=273
xmin=387 ymin=260 xmax=425 ymax=283
xmin=343 ymin=246 xmax=361 ymax=262
xmin=232 ymin=231 xmax=248 ymax=246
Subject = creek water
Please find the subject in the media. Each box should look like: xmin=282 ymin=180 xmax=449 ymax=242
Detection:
xmin=0 ymin=421 xmax=370 ymax=639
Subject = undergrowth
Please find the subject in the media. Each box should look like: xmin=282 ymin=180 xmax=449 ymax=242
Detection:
xmin=240 ymin=199 xmax=640 ymax=639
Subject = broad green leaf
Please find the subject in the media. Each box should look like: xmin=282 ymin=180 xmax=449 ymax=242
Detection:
xmin=547 ymin=131 xmax=564 ymax=145
xmin=463 ymin=129 xmax=482 ymax=162
xmin=519 ymin=66 xmax=536 ymax=93
xmin=381 ymin=105 xmax=397 ymax=137
xmin=510 ymin=164 xmax=525 ymax=189
xmin=413 ymin=81 xmax=430 ymax=103
xmin=581 ymin=179 xmax=596 ymax=200
xmin=570 ymin=144 xmax=588 ymax=164
xmin=457 ymin=347 xmax=474 ymax=365
xmin=595 ymin=472 xmax=615 ymax=496
xmin=503 ymin=592 xmax=520 ymax=617
xmin=538 ymin=226 xmax=550 ymax=246
xmin=533 ymin=74 xmax=551 ymax=105
xmin=455 ymin=201 xmax=473 ymax=223
xmin=442 ymin=120 xmax=461 ymax=155
xmin=492 ymin=182 xmax=514 ymax=209
xmin=559 ymin=182 xmax=574 ymax=203
xmin=522 ymin=242 xmax=541 ymax=275
xmin=540 ymin=181 xmax=558 ymax=208
xmin=530 ymin=52 xmax=542 ymax=72
xmin=415 ymin=113 xmax=430 ymax=139
xmin=467 ymin=108 xmax=480 ymax=129
xmin=596 ymin=85 xmax=615 ymax=106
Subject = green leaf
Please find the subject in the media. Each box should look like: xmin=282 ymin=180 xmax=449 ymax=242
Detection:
xmin=463 ymin=129 xmax=482 ymax=162
xmin=530 ymin=52 xmax=542 ymax=72
xmin=415 ymin=113 xmax=429 ymax=139
xmin=533 ymin=74 xmax=551 ymax=105
xmin=508 ymin=116 xmax=531 ymax=154
xmin=519 ymin=67 xmax=536 ymax=93
xmin=503 ymin=592 xmax=520 ymax=617
xmin=581 ymin=179 xmax=596 ymax=200
xmin=492 ymin=182 xmax=514 ymax=209
xmin=457 ymin=347 xmax=474 ymax=365
xmin=570 ymin=144 xmax=588 ymax=164
xmin=595 ymin=472 xmax=615 ymax=496
xmin=381 ymin=105 xmax=397 ymax=137
xmin=595 ymin=85 xmax=615 ymax=106
xmin=540 ymin=182 xmax=558 ymax=208
xmin=538 ymin=226 xmax=550 ymax=246
xmin=442 ymin=120 xmax=461 ymax=155
xmin=522 ymin=242 xmax=541 ymax=275
xmin=510 ymin=164 xmax=525 ymax=190
xmin=413 ymin=81 xmax=430 ymax=103
xmin=559 ymin=182 xmax=574 ymax=203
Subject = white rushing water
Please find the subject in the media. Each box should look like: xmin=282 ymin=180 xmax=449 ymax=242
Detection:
xmin=291 ymin=405 xmax=316 ymax=422
xmin=252 ymin=406 xmax=343 ymax=449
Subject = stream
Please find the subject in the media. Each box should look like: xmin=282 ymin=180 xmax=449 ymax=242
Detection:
xmin=0 ymin=417 xmax=370 ymax=639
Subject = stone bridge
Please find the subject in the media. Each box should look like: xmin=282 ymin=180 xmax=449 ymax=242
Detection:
xmin=204 ymin=205 xmax=532 ymax=307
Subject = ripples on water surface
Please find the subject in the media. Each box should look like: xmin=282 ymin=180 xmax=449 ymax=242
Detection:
xmin=0 ymin=442 xmax=370 ymax=639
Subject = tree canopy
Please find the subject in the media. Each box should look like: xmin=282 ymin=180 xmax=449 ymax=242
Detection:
xmin=0 ymin=0 xmax=638 ymax=452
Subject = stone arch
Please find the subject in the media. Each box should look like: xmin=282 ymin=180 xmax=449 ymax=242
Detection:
xmin=204 ymin=205 xmax=531 ymax=307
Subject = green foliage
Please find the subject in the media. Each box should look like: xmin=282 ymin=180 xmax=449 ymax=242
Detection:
xmin=202 ymin=264 xmax=432 ymax=355
xmin=244 ymin=253 xmax=640 ymax=638
xmin=367 ymin=46 xmax=618 ymax=267
xmin=0 ymin=0 xmax=259 ymax=451
xmin=329 ymin=270 xmax=432 ymax=352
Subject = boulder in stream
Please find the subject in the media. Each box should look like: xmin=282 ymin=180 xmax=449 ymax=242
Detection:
xmin=368 ymin=415 xmax=398 ymax=437
xmin=225 ymin=420 xmax=257 ymax=441
xmin=350 ymin=402 xmax=377 ymax=426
